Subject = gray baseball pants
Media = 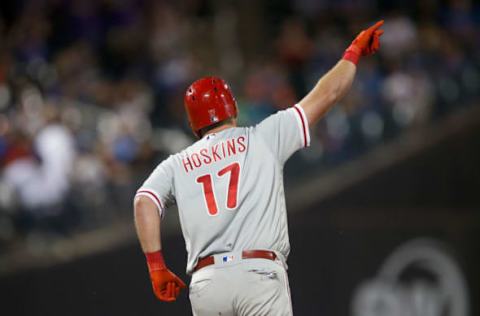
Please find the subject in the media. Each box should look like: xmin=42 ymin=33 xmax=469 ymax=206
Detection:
xmin=189 ymin=255 xmax=293 ymax=316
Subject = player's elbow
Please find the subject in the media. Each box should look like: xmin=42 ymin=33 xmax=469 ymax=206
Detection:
xmin=325 ymin=90 xmax=340 ymax=106
xmin=315 ymin=90 xmax=340 ymax=113
xmin=320 ymin=73 xmax=353 ymax=107
xmin=319 ymin=84 xmax=346 ymax=112
xmin=316 ymin=87 xmax=340 ymax=108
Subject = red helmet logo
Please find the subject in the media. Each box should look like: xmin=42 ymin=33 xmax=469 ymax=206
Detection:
xmin=184 ymin=76 xmax=238 ymax=137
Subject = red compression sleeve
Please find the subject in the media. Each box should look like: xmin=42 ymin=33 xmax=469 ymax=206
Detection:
xmin=145 ymin=250 xmax=166 ymax=272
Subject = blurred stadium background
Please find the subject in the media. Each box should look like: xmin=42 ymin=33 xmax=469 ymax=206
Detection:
xmin=0 ymin=0 xmax=479 ymax=315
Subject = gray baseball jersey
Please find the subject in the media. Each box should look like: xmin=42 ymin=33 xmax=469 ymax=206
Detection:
xmin=135 ymin=104 xmax=310 ymax=274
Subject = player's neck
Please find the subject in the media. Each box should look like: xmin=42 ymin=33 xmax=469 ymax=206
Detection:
xmin=203 ymin=123 xmax=236 ymax=137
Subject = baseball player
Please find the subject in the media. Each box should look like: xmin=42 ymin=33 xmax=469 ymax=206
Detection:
xmin=134 ymin=20 xmax=384 ymax=315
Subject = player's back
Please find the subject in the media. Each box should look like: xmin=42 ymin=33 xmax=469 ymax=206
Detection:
xmin=137 ymin=105 xmax=310 ymax=273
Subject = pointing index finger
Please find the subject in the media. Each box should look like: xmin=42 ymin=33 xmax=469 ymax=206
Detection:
xmin=370 ymin=20 xmax=384 ymax=32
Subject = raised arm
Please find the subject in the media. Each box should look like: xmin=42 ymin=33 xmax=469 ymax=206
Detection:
xmin=299 ymin=20 xmax=384 ymax=126
xmin=134 ymin=196 xmax=186 ymax=302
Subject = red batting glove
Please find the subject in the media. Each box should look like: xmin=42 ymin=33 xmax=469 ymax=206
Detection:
xmin=343 ymin=20 xmax=385 ymax=65
xmin=145 ymin=251 xmax=187 ymax=302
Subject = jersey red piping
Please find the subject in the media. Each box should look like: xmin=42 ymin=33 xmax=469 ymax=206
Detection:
xmin=136 ymin=189 xmax=164 ymax=210
xmin=293 ymin=105 xmax=307 ymax=147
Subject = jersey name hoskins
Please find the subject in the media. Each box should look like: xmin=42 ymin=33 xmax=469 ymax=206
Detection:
xmin=182 ymin=136 xmax=246 ymax=173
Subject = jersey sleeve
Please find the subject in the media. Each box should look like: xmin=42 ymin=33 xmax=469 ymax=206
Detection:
xmin=255 ymin=104 xmax=310 ymax=163
xmin=134 ymin=156 xmax=176 ymax=219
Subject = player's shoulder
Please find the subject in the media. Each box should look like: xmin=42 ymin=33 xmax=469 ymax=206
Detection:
xmin=251 ymin=107 xmax=294 ymax=131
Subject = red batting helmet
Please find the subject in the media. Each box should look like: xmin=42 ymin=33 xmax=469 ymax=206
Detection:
xmin=184 ymin=76 xmax=238 ymax=137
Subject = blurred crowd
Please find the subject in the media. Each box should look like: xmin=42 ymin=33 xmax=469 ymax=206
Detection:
xmin=0 ymin=0 xmax=479 ymax=249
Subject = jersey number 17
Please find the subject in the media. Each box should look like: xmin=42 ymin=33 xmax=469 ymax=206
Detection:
xmin=196 ymin=162 xmax=240 ymax=216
